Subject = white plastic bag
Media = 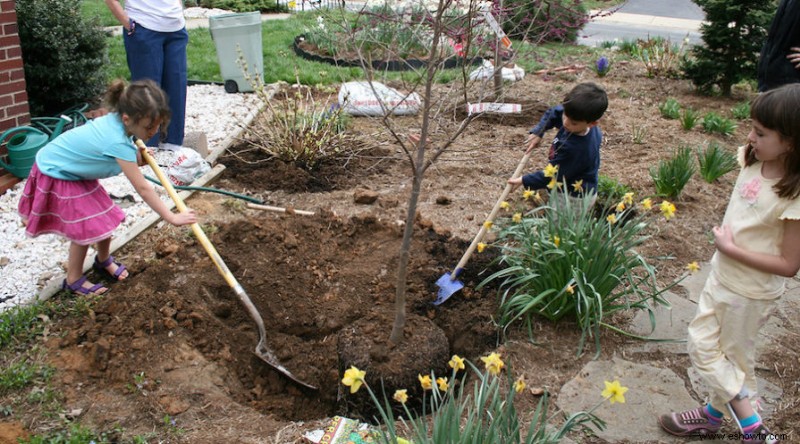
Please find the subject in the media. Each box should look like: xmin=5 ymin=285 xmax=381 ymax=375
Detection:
xmin=468 ymin=60 xmax=525 ymax=82
xmin=338 ymin=81 xmax=421 ymax=116
xmin=151 ymin=147 xmax=211 ymax=186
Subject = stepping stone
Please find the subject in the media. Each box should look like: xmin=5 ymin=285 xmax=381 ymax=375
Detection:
xmin=687 ymin=367 xmax=783 ymax=420
xmin=556 ymin=357 xmax=717 ymax=443
xmin=677 ymin=264 xmax=710 ymax=303
xmin=628 ymin=291 xmax=695 ymax=354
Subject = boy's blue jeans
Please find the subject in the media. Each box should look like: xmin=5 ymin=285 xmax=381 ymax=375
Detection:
xmin=124 ymin=23 xmax=189 ymax=146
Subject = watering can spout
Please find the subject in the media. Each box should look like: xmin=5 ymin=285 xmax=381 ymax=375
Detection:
xmin=0 ymin=126 xmax=52 ymax=179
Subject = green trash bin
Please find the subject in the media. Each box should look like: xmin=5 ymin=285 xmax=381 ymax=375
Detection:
xmin=209 ymin=11 xmax=263 ymax=93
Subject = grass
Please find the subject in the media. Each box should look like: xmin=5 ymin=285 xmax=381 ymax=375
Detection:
xmin=80 ymin=0 xmax=118 ymax=27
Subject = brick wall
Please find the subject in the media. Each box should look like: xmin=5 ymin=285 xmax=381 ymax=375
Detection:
xmin=0 ymin=0 xmax=29 ymax=192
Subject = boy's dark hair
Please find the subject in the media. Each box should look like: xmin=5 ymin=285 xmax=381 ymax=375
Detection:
xmin=562 ymin=82 xmax=608 ymax=123
xmin=747 ymin=83 xmax=800 ymax=199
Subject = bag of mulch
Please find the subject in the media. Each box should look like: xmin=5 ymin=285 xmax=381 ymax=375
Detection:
xmin=338 ymin=81 xmax=421 ymax=116
xmin=151 ymin=147 xmax=211 ymax=186
xmin=469 ymin=59 xmax=525 ymax=82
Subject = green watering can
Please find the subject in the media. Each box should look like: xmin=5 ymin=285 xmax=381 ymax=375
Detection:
xmin=0 ymin=116 xmax=70 ymax=179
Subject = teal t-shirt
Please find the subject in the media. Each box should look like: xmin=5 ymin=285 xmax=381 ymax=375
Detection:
xmin=36 ymin=113 xmax=136 ymax=181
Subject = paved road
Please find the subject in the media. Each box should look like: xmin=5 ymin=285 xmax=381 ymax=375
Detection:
xmin=580 ymin=0 xmax=705 ymax=47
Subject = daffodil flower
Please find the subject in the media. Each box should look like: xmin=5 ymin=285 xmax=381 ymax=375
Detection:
xmin=601 ymin=380 xmax=628 ymax=404
xmin=436 ymin=377 xmax=449 ymax=391
xmin=553 ymin=235 xmax=560 ymax=247
xmin=616 ymin=202 xmax=626 ymax=213
xmin=566 ymin=284 xmax=575 ymax=294
xmin=547 ymin=177 xmax=558 ymax=190
xmin=449 ymin=355 xmax=465 ymax=371
xmin=480 ymin=352 xmax=505 ymax=376
xmin=500 ymin=201 xmax=510 ymax=211
xmin=342 ymin=366 xmax=366 ymax=393
xmin=483 ymin=220 xmax=493 ymax=230
xmin=607 ymin=214 xmax=617 ymax=224
xmin=623 ymin=192 xmax=634 ymax=205
xmin=641 ymin=198 xmax=652 ymax=210
xmin=514 ymin=377 xmax=526 ymax=393
xmin=686 ymin=261 xmax=700 ymax=273
xmin=660 ymin=200 xmax=676 ymax=220
xmin=522 ymin=189 xmax=535 ymax=200
xmin=543 ymin=163 xmax=558 ymax=178
xmin=419 ymin=374 xmax=433 ymax=390
xmin=512 ymin=212 xmax=522 ymax=223
xmin=572 ymin=180 xmax=584 ymax=193
xmin=477 ymin=242 xmax=487 ymax=253
xmin=393 ymin=389 xmax=408 ymax=404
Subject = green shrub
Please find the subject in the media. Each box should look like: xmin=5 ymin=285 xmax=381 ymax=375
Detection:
xmin=682 ymin=0 xmax=773 ymax=95
xmin=680 ymin=108 xmax=700 ymax=131
xmin=731 ymin=101 xmax=751 ymax=120
xmin=501 ymin=0 xmax=589 ymax=43
xmin=701 ymin=111 xmax=738 ymax=136
xmin=697 ymin=141 xmax=738 ymax=183
xmin=191 ymin=0 xmax=281 ymax=12
xmin=650 ymin=146 xmax=696 ymax=197
xmin=16 ymin=0 xmax=108 ymax=116
xmin=658 ymin=98 xmax=681 ymax=119
xmin=478 ymin=193 xmax=673 ymax=355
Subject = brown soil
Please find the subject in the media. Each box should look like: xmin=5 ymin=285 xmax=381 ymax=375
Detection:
xmin=4 ymin=60 xmax=800 ymax=442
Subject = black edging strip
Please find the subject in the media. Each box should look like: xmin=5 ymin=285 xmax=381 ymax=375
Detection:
xmin=292 ymin=35 xmax=484 ymax=71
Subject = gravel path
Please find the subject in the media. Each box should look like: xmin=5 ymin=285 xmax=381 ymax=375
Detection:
xmin=0 ymin=84 xmax=262 ymax=309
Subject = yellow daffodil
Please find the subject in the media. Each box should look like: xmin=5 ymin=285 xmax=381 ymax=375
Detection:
xmin=436 ymin=377 xmax=449 ymax=391
xmin=553 ymin=235 xmax=560 ymax=247
xmin=547 ymin=177 xmax=561 ymax=190
xmin=543 ymin=163 xmax=558 ymax=178
xmin=512 ymin=212 xmax=522 ymax=223
xmin=480 ymin=352 xmax=505 ymax=376
xmin=572 ymin=180 xmax=584 ymax=193
xmin=449 ymin=355 xmax=465 ymax=371
xmin=477 ymin=242 xmax=487 ymax=253
xmin=641 ymin=198 xmax=653 ymax=210
xmin=566 ymin=284 xmax=575 ymax=294
xmin=419 ymin=374 xmax=433 ymax=390
xmin=500 ymin=201 xmax=511 ymax=211
xmin=601 ymin=380 xmax=628 ymax=404
xmin=616 ymin=202 xmax=626 ymax=213
xmin=393 ymin=389 xmax=408 ymax=404
xmin=686 ymin=261 xmax=700 ymax=273
xmin=288 ymin=0 xmax=296 ymax=6
xmin=514 ymin=377 xmax=526 ymax=393
xmin=607 ymin=214 xmax=617 ymax=224
xmin=522 ymin=189 xmax=535 ymax=200
xmin=342 ymin=366 xmax=366 ymax=394
xmin=623 ymin=192 xmax=634 ymax=205
xmin=660 ymin=200 xmax=676 ymax=220
xmin=483 ymin=220 xmax=493 ymax=230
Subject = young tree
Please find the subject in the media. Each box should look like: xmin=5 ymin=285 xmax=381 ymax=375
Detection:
xmin=683 ymin=0 xmax=774 ymax=95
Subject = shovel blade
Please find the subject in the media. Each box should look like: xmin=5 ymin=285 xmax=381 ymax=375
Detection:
xmin=256 ymin=341 xmax=318 ymax=390
xmin=434 ymin=273 xmax=464 ymax=305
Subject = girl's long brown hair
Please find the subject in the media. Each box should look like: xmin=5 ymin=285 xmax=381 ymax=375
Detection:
xmin=104 ymin=78 xmax=171 ymax=140
xmin=747 ymin=83 xmax=800 ymax=199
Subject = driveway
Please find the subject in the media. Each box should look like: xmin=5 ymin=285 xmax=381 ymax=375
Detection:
xmin=580 ymin=0 xmax=705 ymax=47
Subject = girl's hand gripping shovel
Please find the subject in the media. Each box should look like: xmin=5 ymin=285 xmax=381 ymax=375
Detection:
xmin=434 ymin=150 xmax=532 ymax=305
xmin=136 ymin=139 xmax=317 ymax=390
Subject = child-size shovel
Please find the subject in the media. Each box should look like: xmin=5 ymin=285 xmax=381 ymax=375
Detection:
xmin=434 ymin=150 xmax=532 ymax=305
xmin=137 ymin=139 xmax=317 ymax=390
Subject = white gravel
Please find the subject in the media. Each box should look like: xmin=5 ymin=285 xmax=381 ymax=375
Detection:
xmin=0 ymin=84 xmax=262 ymax=310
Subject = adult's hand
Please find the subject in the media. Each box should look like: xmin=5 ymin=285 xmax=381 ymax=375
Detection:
xmin=788 ymin=47 xmax=800 ymax=69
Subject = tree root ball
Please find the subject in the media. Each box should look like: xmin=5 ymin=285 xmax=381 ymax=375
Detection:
xmin=337 ymin=309 xmax=450 ymax=419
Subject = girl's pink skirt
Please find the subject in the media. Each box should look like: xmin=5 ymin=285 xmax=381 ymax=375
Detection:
xmin=17 ymin=164 xmax=126 ymax=246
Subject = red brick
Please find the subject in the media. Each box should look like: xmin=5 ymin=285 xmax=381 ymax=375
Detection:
xmin=0 ymin=170 xmax=21 ymax=195
xmin=13 ymin=90 xmax=27 ymax=103
xmin=0 ymin=79 xmax=24 ymax=95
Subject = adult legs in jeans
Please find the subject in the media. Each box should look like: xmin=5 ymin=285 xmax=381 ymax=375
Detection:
xmin=124 ymin=25 xmax=188 ymax=146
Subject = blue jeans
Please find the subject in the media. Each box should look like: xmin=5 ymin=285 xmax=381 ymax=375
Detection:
xmin=124 ymin=23 xmax=188 ymax=146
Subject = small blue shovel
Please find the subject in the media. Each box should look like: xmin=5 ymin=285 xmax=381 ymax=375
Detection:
xmin=434 ymin=150 xmax=532 ymax=305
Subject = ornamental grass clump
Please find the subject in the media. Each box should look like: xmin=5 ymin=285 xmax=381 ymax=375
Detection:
xmin=658 ymin=98 xmax=681 ymax=120
xmin=478 ymin=191 xmax=676 ymax=356
xmin=679 ymin=108 xmax=700 ymax=131
xmin=701 ymin=111 xmax=738 ymax=137
xmin=340 ymin=353 xmax=614 ymax=443
xmin=697 ymin=141 xmax=738 ymax=183
xmin=651 ymin=145 xmax=696 ymax=198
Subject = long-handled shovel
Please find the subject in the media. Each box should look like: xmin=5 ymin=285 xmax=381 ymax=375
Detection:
xmin=137 ymin=139 xmax=317 ymax=390
xmin=434 ymin=150 xmax=532 ymax=305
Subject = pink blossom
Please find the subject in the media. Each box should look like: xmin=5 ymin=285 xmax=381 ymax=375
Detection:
xmin=739 ymin=177 xmax=760 ymax=204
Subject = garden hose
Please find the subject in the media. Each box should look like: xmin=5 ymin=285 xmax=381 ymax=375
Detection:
xmin=144 ymin=174 xmax=264 ymax=204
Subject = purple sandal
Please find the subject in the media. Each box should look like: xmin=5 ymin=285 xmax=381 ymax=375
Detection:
xmin=62 ymin=276 xmax=108 ymax=296
xmin=93 ymin=255 xmax=128 ymax=281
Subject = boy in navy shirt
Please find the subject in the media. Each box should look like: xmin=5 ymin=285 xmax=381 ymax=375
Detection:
xmin=508 ymin=82 xmax=608 ymax=203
